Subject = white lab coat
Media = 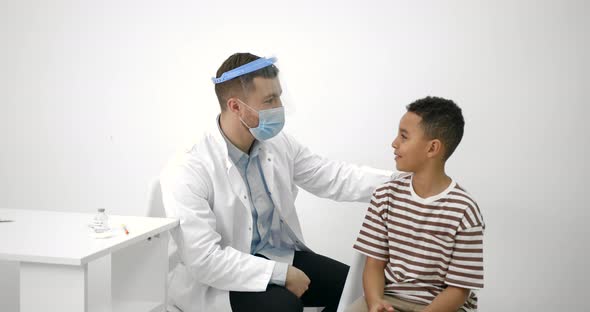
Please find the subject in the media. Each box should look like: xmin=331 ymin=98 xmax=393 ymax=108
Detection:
xmin=160 ymin=123 xmax=391 ymax=312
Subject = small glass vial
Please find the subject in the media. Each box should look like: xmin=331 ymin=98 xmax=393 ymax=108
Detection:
xmin=92 ymin=208 xmax=110 ymax=233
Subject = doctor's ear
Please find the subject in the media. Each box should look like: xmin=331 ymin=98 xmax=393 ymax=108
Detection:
xmin=226 ymin=98 xmax=241 ymax=114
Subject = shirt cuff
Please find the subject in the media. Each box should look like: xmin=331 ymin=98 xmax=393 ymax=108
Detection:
xmin=269 ymin=262 xmax=289 ymax=286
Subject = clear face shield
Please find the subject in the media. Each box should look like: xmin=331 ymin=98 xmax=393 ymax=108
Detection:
xmin=212 ymin=56 xmax=296 ymax=141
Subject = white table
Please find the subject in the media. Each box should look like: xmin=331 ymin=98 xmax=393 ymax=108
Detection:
xmin=0 ymin=208 xmax=179 ymax=312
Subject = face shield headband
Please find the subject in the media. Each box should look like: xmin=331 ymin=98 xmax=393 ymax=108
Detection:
xmin=211 ymin=56 xmax=277 ymax=84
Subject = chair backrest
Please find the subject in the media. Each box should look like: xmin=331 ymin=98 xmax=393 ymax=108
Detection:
xmin=147 ymin=179 xmax=166 ymax=218
xmin=148 ymin=178 xmax=180 ymax=271
xmin=336 ymin=252 xmax=367 ymax=312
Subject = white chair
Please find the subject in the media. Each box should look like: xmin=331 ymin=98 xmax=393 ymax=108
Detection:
xmin=147 ymin=178 xmax=166 ymax=218
xmin=336 ymin=253 xmax=366 ymax=312
xmin=148 ymin=179 xmax=321 ymax=312
xmin=148 ymin=179 xmax=181 ymax=272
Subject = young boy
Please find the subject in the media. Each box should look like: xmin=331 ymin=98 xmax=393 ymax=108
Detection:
xmin=346 ymin=97 xmax=484 ymax=312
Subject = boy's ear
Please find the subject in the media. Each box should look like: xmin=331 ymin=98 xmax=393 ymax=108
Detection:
xmin=427 ymin=139 xmax=444 ymax=159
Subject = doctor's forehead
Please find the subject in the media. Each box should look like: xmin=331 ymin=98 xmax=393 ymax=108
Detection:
xmin=252 ymin=77 xmax=282 ymax=96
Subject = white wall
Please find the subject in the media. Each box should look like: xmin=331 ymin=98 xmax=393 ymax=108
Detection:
xmin=1 ymin=0 xmax=588 ymax=310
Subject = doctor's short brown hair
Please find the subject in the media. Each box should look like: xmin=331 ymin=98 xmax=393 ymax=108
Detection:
xmin=214 ymin=53 xmax=279 ymax=111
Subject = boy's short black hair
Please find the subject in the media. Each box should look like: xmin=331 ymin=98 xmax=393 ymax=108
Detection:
xmin=214 ymin=53 xmax=279 ymax=110
xmin=407 ymin=96 xmax=465 ymax=160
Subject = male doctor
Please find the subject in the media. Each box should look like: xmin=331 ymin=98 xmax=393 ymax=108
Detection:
xmin=161 ymin=53 xmax=392 ymax=312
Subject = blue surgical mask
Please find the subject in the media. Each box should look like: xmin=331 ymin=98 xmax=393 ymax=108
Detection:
xmin=238 ymin=99 xmax=285 ymax=141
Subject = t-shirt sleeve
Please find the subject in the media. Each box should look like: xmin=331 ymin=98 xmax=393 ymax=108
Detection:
xmin=445 ymin=214 xmax=485 ymax=290
xmin=353 ymin=190 xmax=390 ymax=262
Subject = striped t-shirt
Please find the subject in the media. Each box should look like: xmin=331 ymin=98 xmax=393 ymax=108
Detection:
xmin=353 ymin=173 xmax=485 ymax=311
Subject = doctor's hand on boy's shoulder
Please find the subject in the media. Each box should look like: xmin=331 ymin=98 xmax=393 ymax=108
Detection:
xmin=285 ymin=265 xmax=311 ymax=297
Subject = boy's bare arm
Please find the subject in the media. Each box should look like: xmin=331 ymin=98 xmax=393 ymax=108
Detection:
xmin=363 ymin=257 xmax=394 ymax=312
xmin=422 ymin=286 xmax=469 ymax=312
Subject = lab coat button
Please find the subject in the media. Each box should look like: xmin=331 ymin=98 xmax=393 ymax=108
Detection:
xmin=243 ymin=195 xmax=247 ymax=199
xmin=267 ymin=158 xmax=271 ymax=162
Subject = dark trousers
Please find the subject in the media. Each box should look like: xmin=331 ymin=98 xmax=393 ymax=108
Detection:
xmin=230 ymin=251 xmax=349 ymax=312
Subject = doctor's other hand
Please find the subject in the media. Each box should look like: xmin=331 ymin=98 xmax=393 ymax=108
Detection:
xmin=368 ymin=299 xmax=395 ymax=312
xmin=285 ymin=265 xmax=310 ymax=298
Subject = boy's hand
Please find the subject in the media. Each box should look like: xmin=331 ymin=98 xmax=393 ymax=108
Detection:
xmin=368 ymin=299 xmax=395 ymax=312
xmin=285 ymin=265 xmax=310 ymax=298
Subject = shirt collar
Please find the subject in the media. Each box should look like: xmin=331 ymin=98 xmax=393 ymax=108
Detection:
xmin=217 ymin=115 xmax=261 ymax=164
